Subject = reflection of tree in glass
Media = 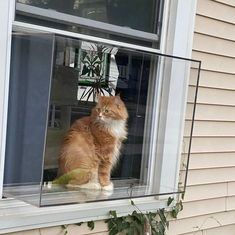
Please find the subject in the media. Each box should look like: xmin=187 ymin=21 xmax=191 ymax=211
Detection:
xmin=26 ymin=0 xmax=76 ymax=12
xmin=79 ymin=45 xmax=117 ymax=102
xmin=81 ymin=51 xmax=101 ymax=78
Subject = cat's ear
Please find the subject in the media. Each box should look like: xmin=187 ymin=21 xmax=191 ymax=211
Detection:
xmin=114 ymin=95 xmax=122 ymax=108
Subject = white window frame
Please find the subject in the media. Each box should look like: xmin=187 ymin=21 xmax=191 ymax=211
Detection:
xmin=0 ymin=0 xmax=197 ymax=233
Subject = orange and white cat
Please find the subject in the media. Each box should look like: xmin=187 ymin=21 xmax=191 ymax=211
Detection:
xmin=58 ymin=95 xmax=128 ymax=191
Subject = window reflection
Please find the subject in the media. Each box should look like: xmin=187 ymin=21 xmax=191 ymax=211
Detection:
xmin=44 ymin=37 xmax=153 ymax=186
xmin=17 ymin=0 xmax=161 ymax=34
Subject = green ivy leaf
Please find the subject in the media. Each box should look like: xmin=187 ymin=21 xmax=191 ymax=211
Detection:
xmin=158 ymin=221 xmax=166 ymax=234
xmin=109 ymin=210 xmax=117 ymax=218
xmin=167 ymin=197 xmax=174 ymax=206
xmin=61 ymin=225 xmax=68 ymax=235
xmin=75 ymin=222 xmax=83 ymax=226
xmin=87 ymin=221 xmax=95 ymax=230
xmin=126 ymin=226 xmax=135 ymax=235
xmin=171 ymin=208 xmax=178 ymax=218
xmin=179 ymin=201 xmax=184 ymax=211
xmin=158 ymin=209 xmax=167 ymax=227
xmin=109 ymin=227 xmax=119 ymax=235
xmin=106 ymin=220 xmax=115 ymax=230
xmin=131 ymin=211 xmax=144 ymax=225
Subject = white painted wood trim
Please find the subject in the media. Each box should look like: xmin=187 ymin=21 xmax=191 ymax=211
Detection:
xmin=13 ymin=21 xmax=162 ymax=55
xmin=158 ymin=0 xmax=198 ymax=192
xmin=0 ymin=197 xmax=168 ymax=234
xmin=0 ymin=0 xmax=15 ymax=199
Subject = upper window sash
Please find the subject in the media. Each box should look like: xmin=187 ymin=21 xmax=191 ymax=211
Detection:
xmin=15 ymin=1 xmax=163 ymax=42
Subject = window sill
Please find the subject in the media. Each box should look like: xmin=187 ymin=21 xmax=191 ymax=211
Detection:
xmin=0 ymin=197 xmax=167 ymax=234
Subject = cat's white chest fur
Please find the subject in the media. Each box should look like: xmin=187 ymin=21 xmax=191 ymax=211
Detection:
xmin=105 ymin=119 xmax=127 ymax=139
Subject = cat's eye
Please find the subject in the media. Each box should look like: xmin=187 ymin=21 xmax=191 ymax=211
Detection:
xmin=96 ymin=108 xmax=101 ymax=112
xmin=104 ymin=109 xmax=109 ymax=113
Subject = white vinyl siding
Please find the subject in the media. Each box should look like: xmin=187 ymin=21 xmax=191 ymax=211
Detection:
xmin=167 ymin=0 xmax=235 ymax=234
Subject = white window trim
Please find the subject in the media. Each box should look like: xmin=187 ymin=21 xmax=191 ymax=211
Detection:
xmin=0 ymin=0 xmax=198 ymax=233
xmin=157 ymin=0 xmax=198 ymax=193
xmin=0 ymin=197 xmax=167 ymax=234
xmin=0 ymin=0 xmax=15 ymax=199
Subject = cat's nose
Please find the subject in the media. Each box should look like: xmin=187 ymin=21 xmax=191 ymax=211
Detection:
xmin=98 ymin=113 xmax=102 ymax=118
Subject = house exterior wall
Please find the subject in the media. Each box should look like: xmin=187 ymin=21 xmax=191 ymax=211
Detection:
xmin=167 ymin=0 xmax=235 ymax=234
xmin=6 ymin=0 xmax=235 ymax=234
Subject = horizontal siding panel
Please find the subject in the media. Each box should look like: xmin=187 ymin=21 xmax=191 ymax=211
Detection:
xmin=192 ymin=51 xmax=235 ymax=74
xmin=186 ymin=167 xmax=235 ymax=185
xmin=188 ymin=152 xmax=235 ymax=169
xmin=228 ymin=182 xmax=235 ymax=196
xmin=188 ymin=86 xmax=235 ymax=106
xmin=227 ymin=196 xmax=235 ymax=211
xmin=193 ymin=33 xmax=235 ymax=58
xmin=190 ymin=69 xmax=235 ymax=90
xmin=184 ymin=120 xmax=235 ymax=137
xmin=7 ymin=223 xmax=108 ymax=235
xmin=178 ymin=198 xmax=225 ymax=219
xmin=195 ymin=15 xmax=235 ymax=40
xmin=197 ymin=0 xmax=235 ymax=24
xmin=184 ymin=183 xmax=228 ymax=202
xmin=181 ymin=224 xmax=235 ymax=235
xmin=186 ymin=103 xmax=235 ymax=121
xmin=185 ymin=137 xmax=235 ymax=153
xmin=167 ymin=210 xmax=235 ymax=235
xmin=8 ymin=228 xmax=57 ymax=235
xmin=214 ymin=0 xmax=235 ymax=7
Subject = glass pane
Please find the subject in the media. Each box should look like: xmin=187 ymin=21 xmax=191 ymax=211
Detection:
xmin=3 ymin=33 xmax=54 ymax=206
xmin=17 ymin=0 xmax=162 ymax=34
xmin=3 ymin=33 xmax=201 ymax=207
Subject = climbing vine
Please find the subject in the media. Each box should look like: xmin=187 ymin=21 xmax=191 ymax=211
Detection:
xmin=104 ymin=197 xmax=183 ymax=235
xmin=60 ymin=196 xmax=183 ymax=235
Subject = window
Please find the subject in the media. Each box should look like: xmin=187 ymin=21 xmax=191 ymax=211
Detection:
xmin=3 ymin=31 xmax=200 ymax=206
xmin=15 ymin=0 xmax=164 ymax=47
xmin=1 ymin=0 xmax=200 ymax=210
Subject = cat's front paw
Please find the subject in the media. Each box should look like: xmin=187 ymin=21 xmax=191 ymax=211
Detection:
xmin=79 ymin=182 xmax=102 ymax=190
xmin=67 ymin=182 xmax=101 ymax=190
xmin=102 ymin=182 xmax=114 ymax=191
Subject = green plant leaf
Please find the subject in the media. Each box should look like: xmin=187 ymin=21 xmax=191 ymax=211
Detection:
xmin=75 ymin=222 xmax=83 ymax=226
xmin=87 ymin=221 xmax=95 ymax=230
xmin=158 ymin=209 xmax=167 ymax=226
xmin=126 ymin=226 xmax=135 ymax=235
xmin=109 ymin=227 xmax=119 ymax=235
xmin=109 ymin=210 xmax=117 ymax=218
xmin=167 ymin=197 xmax=174 ymax=206
xmin=171 ymin=208 xmax=178 ymax=218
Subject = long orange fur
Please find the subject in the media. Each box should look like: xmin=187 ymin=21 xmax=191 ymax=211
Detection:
xmin=58 ymin=95 xmax=128 ymax=189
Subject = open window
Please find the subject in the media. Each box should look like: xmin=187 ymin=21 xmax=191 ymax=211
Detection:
xmin=3 ymin=32 xmax=200 ymax=206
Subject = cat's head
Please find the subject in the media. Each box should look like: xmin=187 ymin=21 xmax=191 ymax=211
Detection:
xmin=92 ymin=95 xmax=128 ymax=123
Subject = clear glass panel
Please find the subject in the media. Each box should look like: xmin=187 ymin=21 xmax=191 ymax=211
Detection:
xmin=16 ymin=0 xmax=162 ymax=34
xmin=3 ymin=32 xmax=200 ymax=207
xmin=3 ymin=33 xmax=55 ymax=206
